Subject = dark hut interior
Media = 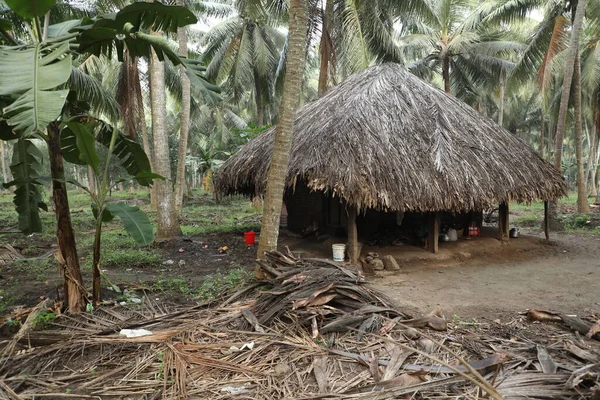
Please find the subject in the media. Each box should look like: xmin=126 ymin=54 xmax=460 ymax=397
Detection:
xmin=283 ymin=179 xmax=483 ymax=248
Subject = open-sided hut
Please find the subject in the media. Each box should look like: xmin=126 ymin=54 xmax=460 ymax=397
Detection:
xmin=216 ymin=63 xmax=565 ymax=262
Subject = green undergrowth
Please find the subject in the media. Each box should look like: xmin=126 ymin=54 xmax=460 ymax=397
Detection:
xmin=152 ymin=268 xmax=253 ymax=300
xmin=513 ymin=213 xmax=542 ymax=227
xmin=33 ymin=311 xmax=56 ymax=330
xmin=181 ymin=194 xmax=261 ymax=236
xmin=81 ymin=231 xmax=162 ymax=269
xmin=509 ymin=195 xmax=583 ymax=212
xmin=563 ymin=213 xmax=591 ymax=230
xmin=13 ymin=258 xmax=55 ymax=282
xmin=196 ymin=268 xmax=252 ymax=300
xmin=0 ymin=290 xmax=16 ymax=314
xmin=181 ymin=222 xmax=261 ymax=236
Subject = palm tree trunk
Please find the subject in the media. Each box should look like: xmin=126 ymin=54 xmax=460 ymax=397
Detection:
xmin=0 ymin=141 xmax=8 ymax=186
xmin=254 ymin=74 xmax=264 ymax=126
xmin=317 ymin=0 xmax=333 ymax=97
xmin=175 ymin=4 xmax=191 ymax=213
xmin=47 ymin=122 xmax=86 ymax=312
xmin=585 ymin=122 xmax=596 ymax=196
xmin=149 ymin=41 xmax=181 ymax=241
xmin=134 ymin=71 xmax=155 ymax=210
xmin=498 ymin=70 xmax=505 ymax=126
xmin=574 ymin=51 xmax=590 ymax=213
xmin=550 ymin=0 xmax=586 ymax=227
xmin=442 ymin=56 xmax=451 ymax=94
xmin=540 ymin=113 xmax=545 ymax=158
xmin=256 ymin=0 xmax=308 ymax=270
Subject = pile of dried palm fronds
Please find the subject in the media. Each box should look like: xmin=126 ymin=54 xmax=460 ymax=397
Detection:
xmin=0 ymin=252 xmax=598 ymax=399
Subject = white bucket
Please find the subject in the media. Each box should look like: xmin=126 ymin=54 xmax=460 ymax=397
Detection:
xmin=332 ymin=244 xmax=347 ymax=261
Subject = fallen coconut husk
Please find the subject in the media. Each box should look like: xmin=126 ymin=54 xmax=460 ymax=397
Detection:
xmin=0 ymin=253 xmax=597 ymax=399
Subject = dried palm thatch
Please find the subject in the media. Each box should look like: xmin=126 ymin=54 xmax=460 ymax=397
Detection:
xmin=217 ymin=63 xmax=565 ymax=212
xmin=1 ymin=255 xmax=599 ymax=399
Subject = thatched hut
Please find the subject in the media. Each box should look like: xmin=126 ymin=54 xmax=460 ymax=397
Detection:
xmin=217 ymin=63 xmax=565 ymax=261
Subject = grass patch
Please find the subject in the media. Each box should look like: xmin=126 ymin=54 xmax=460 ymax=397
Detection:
xmin=152 ymin=268 xmax=253 ymax=300
xmin=196 ymin=268 xmax=252 ymax=300
xmin=563 ymin=213 xmax=591 ymax=230
xmin=513 ymin=213 xmax=542 ymax=227
xmin=13 ymin=258 xmax=55 ymax=282
xmin=85 ymin=248 xmax=163 ymax=269
xmin=0 ymin=290 xmax=16 ymax=314
xmin=182 ymin=222 xmax=261 ymax=236
xmin=80 ymin=231 xmax=163 ymax=269
xmin=33 ymin=311 xmax=56 ymax=330
xmin=152 ymin=276 xmax=195 ymax=297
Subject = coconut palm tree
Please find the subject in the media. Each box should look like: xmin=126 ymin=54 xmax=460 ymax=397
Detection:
xmin=255 ymin=0 xmax=307 ymax=268
xmin=398 ymin=0 xmax=522 ymax=101
xmin=266 ymin=0 xmax=435 ymax=96
xmin=550 ymin=0 xmax=588 ymax=213
xmin=200 ymin=0 xmax=284 ymax=126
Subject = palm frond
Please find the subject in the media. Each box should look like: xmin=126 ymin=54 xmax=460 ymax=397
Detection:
xmin=68 ymin=66 xmax=120 ymax=121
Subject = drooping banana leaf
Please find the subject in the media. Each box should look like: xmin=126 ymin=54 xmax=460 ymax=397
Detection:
xmin=62 ymin=117 xmax=154 ymax=186
xmin=0 ymin=42 xmax=71 ymax=136
xmin=95 ymin=121 xmax=154 ymax=186
xmin=62 ymin=121 xmax=100 ymax=174
xmin=106 ymin=202 xmax=154 ymax=246
xmin=4 ymin=138 xmax=46 ymax=234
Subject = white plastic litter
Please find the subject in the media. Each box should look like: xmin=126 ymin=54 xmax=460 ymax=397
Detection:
xmin=222 ymin=342 xmax=255 ymax=355
xmin=119 ymin=329 xmax=152 ymax=338
xmin=230 ymin=342 xmax=254 ymax=352
xmin=221 ymin=383 xmax=251 ymax=394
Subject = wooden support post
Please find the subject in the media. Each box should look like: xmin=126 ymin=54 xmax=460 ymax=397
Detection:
xmin=347 ymin=206 xmax=359 ymax=265
xmin=498 ymin=202 xmax=509 ymax=241
xmin=544 ymin=200 xmax=550 ymax=240
xmin=428 ymin=212 xmax=440 ymax=253
xmin=463 ymin=210 xmax=472 ymax=237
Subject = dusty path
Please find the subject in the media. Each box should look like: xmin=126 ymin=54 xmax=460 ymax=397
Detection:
xmin=371 ymin=231 xmax=600 ymax=319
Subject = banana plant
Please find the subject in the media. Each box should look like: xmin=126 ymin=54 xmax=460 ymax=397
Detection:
xmin=61 ymin=116 xmax=162 ymax=304
xmin=0 ymin=0 xmax=220 ymax=311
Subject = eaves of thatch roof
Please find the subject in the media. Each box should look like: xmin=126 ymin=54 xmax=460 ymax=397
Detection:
xmin=216 ymin=63 xmax=566 ymax=212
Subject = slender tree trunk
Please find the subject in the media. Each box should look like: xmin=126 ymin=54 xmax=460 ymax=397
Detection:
xmin=317 ymin=0 xmax=333 ymax=97
xmin=256 ymin=0 xmax=308 ymax=269
xmin=149 ymin=41 xmax=181 ymax=241
xmin=175 ymin=7 xmax=191 ymax=213
xmin=585 ymin=122 xmax=597 ymax=196
xmin=47 ymin=122 xmax=86 ymax=312
xmin=132 ymin=58 xmax=156 ymax=211
xmin=540 ymin=113 xmax=545 ymax=158
xmin=0 ymin=141 xmax=8 ymax=187
xmin=91 ymin=216 xmax=102 ymax=306
xmin=550 ymin=0 xmax=586 ymax=227
xmin=442 ymin=56 xmax=451 ymax=94
xmin=254 ymin=74 xmax=264 ymax=126
xmin=498 ymin=70 xmax=505 ymax=126
xmin=573 ymin=32 xmax=589 ymax=212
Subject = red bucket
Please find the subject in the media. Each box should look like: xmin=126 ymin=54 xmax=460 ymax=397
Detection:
xmin=244 ymin=231 xmax=256 ymax=245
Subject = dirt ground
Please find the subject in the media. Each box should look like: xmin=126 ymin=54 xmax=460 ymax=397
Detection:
xmin=277 ymin=228 xmax=600 ymax=320
xmin=2 ymin=226 xmax=599 ymax=323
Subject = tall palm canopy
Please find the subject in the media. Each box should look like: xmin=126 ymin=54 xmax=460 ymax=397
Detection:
xmin=217 ymin=64 xmax=566 ymax=212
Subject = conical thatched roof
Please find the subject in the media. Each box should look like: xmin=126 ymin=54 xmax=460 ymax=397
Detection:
xmin=216 ymin=63 xmax=565 ymax=212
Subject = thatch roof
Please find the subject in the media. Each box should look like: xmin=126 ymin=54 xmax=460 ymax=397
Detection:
xmin=216 ymin=63 xmax=565 ymax=212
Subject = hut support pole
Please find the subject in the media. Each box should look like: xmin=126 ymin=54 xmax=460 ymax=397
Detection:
xmin=499 ymin=202 xmax=509 ymax=241
xmin=544 ymin=200 xmax=550 ymax=240
xmin=428 ymin=212 xmax=440 ymax=253
xmin=347 ymin=206 xmax=359 ymax=265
